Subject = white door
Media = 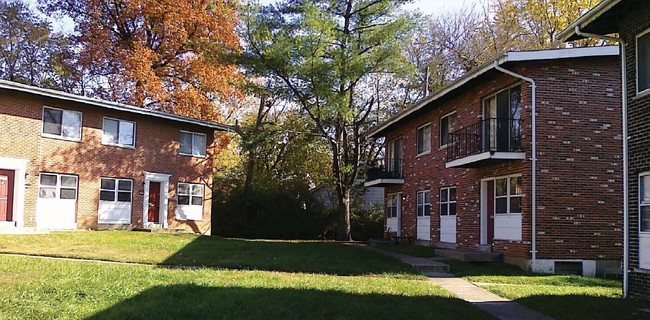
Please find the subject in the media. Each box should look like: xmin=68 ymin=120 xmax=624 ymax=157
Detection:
xmin=36 ymin=173 xmax=77 ymax=229
xmin=439 ymin=187 xmax=457 ymax=243
xmin=386 ymin=193 xmax=402 ymax=236
xmin=416 ymin=190 xmax=431 ymax=241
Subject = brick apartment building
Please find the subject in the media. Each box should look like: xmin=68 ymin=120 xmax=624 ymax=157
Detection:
xmin=559 ymin=0 xmax=650 ymax=298
xmin=0 ymin=80 xmax=228 ymax=235
xmin=365 ymin=46 xmax=622 ymax=276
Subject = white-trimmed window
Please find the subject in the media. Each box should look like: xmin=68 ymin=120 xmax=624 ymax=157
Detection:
xmin=42 ymin=107 xmax=82 ymax=141
xmin=640 ymin=174 xmax=650 ymax=232
xmin=416 ymin=190 xmax=431 ymax=216
xmin=99 ymin=178 xmax=133 ymax=203
xmin=176 ymin=182 xmax=204 ymax=221
xmin=440 ymin=112 xmax=457 ymax=147
xmin=386 ymin=194 xmax=398 ymax=218
xmin=38 ymin=173 xmax=77 ymax=200
xmin=495 ymin=175 xmax=522 ymax=214
xmin=102 ymin=118 xmax=135 ymax=147
xmin=416 ymin=123 xmax=431 ymax=155
xmin=637 ymin=29 xmax=650 ymax=94
xmin=440 ymin=187 xmax=456 ymax=216
xmin=180 ymin=131 xmax=207 ymax=157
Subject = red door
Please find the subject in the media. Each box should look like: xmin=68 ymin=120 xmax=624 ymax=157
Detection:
xmin=486 ymin=180 xmax=495 ymax=244
xmin=148 ymin=182 xmax=161 ymax=223
xmin=0 ymin=170 xmax=15 ymax=222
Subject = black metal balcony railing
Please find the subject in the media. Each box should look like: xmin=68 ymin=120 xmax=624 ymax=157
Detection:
xmin=446 ymin=118 xmax=522 ymax=162
xmin=366 ymin=158 xmax=403 ymax=181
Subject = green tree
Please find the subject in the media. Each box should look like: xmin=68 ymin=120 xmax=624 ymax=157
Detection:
xmin=241 ymin=0 xmax=412 ymax=240
xmin=0 ymin=1 xmax=69 ymax=88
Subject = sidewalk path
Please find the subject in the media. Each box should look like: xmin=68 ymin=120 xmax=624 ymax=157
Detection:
xmin=366 ymin=246 xmax=555 ymax=320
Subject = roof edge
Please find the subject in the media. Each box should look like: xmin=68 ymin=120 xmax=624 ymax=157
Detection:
xmin=556 ymin=0 xmax=621 ymax=41
xmin=365 ymin=46 xmax=619 ymax=138
xmin=0 ymin=80 xmax=232 ymax=132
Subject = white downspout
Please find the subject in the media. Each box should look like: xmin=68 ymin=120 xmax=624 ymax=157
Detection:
xmin=494 ymin=62 xmax=538 ymax=264
xmin=574 ymin=26 xmax=629 ymax=298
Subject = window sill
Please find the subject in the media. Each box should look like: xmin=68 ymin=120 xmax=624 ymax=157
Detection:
xmin=41 ymin=134 xmax=81 ymax=143
xmin=416 ymin=151 xmax=431 ymax=158
xmin=633 ymin=267 xmax=650 ymax=274
xmin=180 ymin=153 xmax=207 ymax=159
xmin=635 ymin=88 xmax=650 ymax=100
xmin=102 ymin=142 xmax=136 ymax=149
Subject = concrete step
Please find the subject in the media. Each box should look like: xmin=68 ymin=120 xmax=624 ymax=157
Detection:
xmin=0 ymin=227 xmax=50 ymax=234
xmin=413 ymin=262 xmax=451 ymax=273
xmin=435 ymin=248 xmax=503 ymax=262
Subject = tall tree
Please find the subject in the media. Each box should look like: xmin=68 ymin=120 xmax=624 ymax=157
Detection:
xmin=0 ymin=1 xmax=68 ymax=87
xmin=42 ymin=0 xmax=241 ymax=121
xmin=241 ymin=0 xmax=412 ymax=240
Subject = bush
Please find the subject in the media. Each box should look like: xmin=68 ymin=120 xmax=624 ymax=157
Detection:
xmin=350 ymin=204 xmax=384 ymax=241
xmin=213 ymin=178 xmax=336 ymax=240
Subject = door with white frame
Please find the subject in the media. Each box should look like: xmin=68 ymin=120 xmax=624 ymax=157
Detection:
xmin=480 ymin=175 xmax=522 ymax=246
xmin=416 ymin=190 xmax=431 ymax=241
xmin=385 ymin=193 xmax=401 ymax=236
xmin=36 ymin=173 xmax=78 ymax=229
xmin=439 ymin=187 xmax=457 ymax=243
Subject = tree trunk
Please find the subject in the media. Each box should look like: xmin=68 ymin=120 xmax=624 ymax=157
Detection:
xmin=336 ymin=186 xmax=351 ymax=241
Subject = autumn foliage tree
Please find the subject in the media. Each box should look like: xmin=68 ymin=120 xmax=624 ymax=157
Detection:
xmin=41 ymin=0 xmax=241 ymax=121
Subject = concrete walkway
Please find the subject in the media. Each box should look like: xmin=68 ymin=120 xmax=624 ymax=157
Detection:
xmin=367 ymin=247 xmax=554 ymax=320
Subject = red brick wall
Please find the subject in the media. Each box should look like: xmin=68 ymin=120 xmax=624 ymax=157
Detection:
xmin=381 ymin=54 xmax=622 ymax=262
xmin=619 ymin=1 xmax=650 ymax=299
xmin=0 ymin=89 xmax=217 ymax=234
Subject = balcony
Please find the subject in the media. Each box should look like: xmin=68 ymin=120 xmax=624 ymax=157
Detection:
xmin=365 ymin=158 xmax=404 ymax=187
xmin=446 ymin=118 xmax=525 ymax=168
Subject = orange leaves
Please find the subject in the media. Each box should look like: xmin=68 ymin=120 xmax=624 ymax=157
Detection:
xmin=58 ymin=0 xmax=241 ymax=121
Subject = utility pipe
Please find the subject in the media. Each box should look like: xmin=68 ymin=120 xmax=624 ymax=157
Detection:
xmin=494 ymin=62 xmax=538 ymax=263
xmin=574 ymin=26 xmax=629 ymax=298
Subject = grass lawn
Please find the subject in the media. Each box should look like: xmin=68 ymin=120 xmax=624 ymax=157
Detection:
xmin=443 ymin=259 xmax=648 ymax=320
xmin=0 ymin=232 xmax=494 ymax=320
xmin=0 ymin=231 xmax=416 ymax=277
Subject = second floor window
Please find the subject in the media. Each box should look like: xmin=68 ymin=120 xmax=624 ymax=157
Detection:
xmin=637 ymin=29 xmax=650 ymax=94
xmin=180 ymin=131 xmax=207 ymax=157
xmin=417 ymin=190 xmax=431 ymax=216
xmin=102 ymin=118 xmax=135 ymax=147
xmin=440 ymin=112 xmax=457 ymax=147
xmin=416 ymin=123 xmax=431 ymax=155
xmin=42 ymin=107 xmax=82 ymax=141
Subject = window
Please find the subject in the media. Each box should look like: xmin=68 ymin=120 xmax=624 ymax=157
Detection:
xmin=416 ymin=190 xmax=431 ymax=216
xmin=42 ymin=107 xmax=82 ymax=140
xmin=38 ymin=173 xmax=77 ymax=200
xmin=495 ymin=175 xmax=522 ymax=214
xmin=440 ymin=112 xmax=457 ymax=147
xmin=440 ymin=187 xmax=457 ymax=216
xmin=640 ymin=174 xmax=650 ymax=232
xmin=99 ymin=178 xmax=132 ymax=202
xmin=178 ymin=183 xmax=204 ymax=206
xmin=483 ymin=85 xmax=522 ymax=151
xmin=180 ymin=131 xmax=207 ymax=157
xmin=386 ymin=139 xmax=403 ymax=177
xmin=637 ymin=30 xmax=650 ymax=94
xmin=102 ymin=118 xmax=135 ymax=147
xmin=416 ymin=124 xmax=431 ymax=155
xmin=386 ymin=194 xmax=398 ymax=218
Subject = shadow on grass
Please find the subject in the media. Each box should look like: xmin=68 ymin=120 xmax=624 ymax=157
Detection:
xmin=514 ymin=294 xmax=647 ymax=320
xmin=86 ymin=284 xmax=492 ymax=320
xmin=159 ymin=236 xmax=419 ymax=277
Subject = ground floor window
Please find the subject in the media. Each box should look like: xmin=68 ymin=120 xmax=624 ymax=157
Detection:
xmin=416 ymin=190 xmax=431 ymax=216
xmin=495 ymin=175 xmax=522 ymax=214
xmin=386 ymin=194 xmax=398 ymax=218
xmin=440 ymin=187 xmax=456 ymax=216
xmin=39 ymin=173 xmax=77 ymax=200
xmin=176 ymin=182 xmax=204 ymax=220
xmin=639 ymin=173 xmax=650 ymax=269
xmin=98 ymin=177 xmax=133 ymax=224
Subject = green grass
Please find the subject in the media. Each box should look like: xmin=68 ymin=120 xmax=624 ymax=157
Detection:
xmin=444 ymin=259 xmax=648 ymax=320
xmin=375 ymin=244 xmax=436 ymax=258
xmin=0 ymin=231 xmax=417 ymax=277
xmin=0 ymin=232 xmax=495 ymax=320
